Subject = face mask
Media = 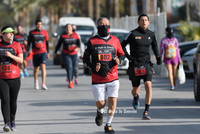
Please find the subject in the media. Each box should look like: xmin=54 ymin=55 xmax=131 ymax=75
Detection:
xmin=72 ymin=29 xmax=76 ymax=32
xmin=97 ymin=25 xmax=110 ymax=37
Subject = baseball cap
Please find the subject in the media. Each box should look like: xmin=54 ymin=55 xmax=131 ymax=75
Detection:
xmin=1 ymin=27 xmax=17 ymax=34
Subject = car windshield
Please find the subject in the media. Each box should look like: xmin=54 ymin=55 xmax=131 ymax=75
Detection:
xmin=79 ymin=34 xmax=91 ymax=43
xmin=109 ymin=32 xmax=128 ymax=42
xmin=58 ymin=26 xmax=94 ymax=35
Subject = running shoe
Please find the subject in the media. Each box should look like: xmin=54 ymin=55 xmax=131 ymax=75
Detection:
xmin=41 ymin=84 xmax=48 ymax=90
xmin=95 ymin=110 xmax=103 ymax=126
xmin=11 ymin=121 xmax=17 ymax=131
xmin=24 ymin=70 xmax=29 ymax=77
xmin=171 ymin=86 xmax=175 ymax=90
xmin=143 ymin=111 xmax=151 ymax=120
xmin=3 ymin=124 xmax=11 ymax=132
xmin=104 ymin=123 xmax=115 ymax=133
xmin=34 ymin=81 xmax=39 ymax=90
xmin=20 ymin=73 xmax=24 ymax=79
xmin=132 ymin=94 xmax=139 ymax=110
xmin=75 ymin=78 xmax=79 ymax=84
xmin=68 ymin=81 xmax=74 ymax=88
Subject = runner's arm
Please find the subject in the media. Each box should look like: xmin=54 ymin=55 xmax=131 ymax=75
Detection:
xmin=54 ymin=36 xmax=62 ymax=54
xmin=121 ymin=32 xmax=133 ymax=61
xmin=46 ymin=41 xmax=49 ymax=53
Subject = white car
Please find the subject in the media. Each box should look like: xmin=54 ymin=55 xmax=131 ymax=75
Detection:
xmin=83 ymin=28 xmax=130 ymax=75
xmin=182 ymin=47 xmax=197 ymax=76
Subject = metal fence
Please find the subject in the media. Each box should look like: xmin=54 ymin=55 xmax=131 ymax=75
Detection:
xmin=109 ymin=12 xmax=167 ymax=75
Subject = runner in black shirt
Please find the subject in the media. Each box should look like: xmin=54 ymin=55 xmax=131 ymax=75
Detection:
xmin=121 ymin=14 xmax=162 ymax=120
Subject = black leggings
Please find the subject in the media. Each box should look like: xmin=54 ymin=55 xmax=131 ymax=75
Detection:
xmin=0 ymin=77 xmax=20 ymax=124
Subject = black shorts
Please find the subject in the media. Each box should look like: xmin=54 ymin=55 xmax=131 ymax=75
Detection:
xmin=127 ymin=63 xmax=154 ymax=87
xmin=33 ymin=53 xmax=47 ymax=67
xmin=23 ymin=52 xmax=27 ymax=60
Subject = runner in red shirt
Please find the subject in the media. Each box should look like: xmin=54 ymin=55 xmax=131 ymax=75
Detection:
xmin=14 ymin=25 xmax=29 ymax=79
xmin=83 ymin=17 xmax=125 ymax=133
xmin=0 ymin=26 xmax=23 ymax=132
xmin=27 ymin=20 xmax=49 ymax=90
xmin=54 ymin=24 xmax=80 ymax=88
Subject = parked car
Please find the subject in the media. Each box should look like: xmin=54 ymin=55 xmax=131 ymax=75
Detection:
xmin=179 ymin=40 xmax=199 ymax=57
xmin=83 ymin=28 xmax=130 ymax=75
xmin=182 ymin=47 xmax=197 ymax=77
xmin=193 ymin=42 xmax=200 ymax=101
xmin=52 ymin=17 xmax=96 ymax=67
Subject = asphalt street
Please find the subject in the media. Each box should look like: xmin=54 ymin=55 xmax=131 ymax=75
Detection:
xmin=0 ymin=52 xmax=199 ymax=134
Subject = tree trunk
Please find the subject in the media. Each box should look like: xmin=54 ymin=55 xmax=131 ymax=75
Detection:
xmin=124 ymin=0 xmax=130 ymax=16
xmin=186 ymin=0 xmax=190 ymax=24
xmin=106 ymin=0 xmax=111 ymax=18
xmin=66 ymin=0 xmax=71 ymax=14
xmin=95 ymin=0 xmax=100 ymax=20
xmin=40 ymin=6 xmax=44 ymax=19
xmin=61 ymin=0 xmax=67 ymax=17
xmin=114 ymin=0 xmax=119 ymax=18
xmin=88 ymin=0 xmax=93 ymax=19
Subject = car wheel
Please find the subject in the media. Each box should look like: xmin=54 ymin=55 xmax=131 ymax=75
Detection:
xmin=194 ymin=73 xmax=200 ymax=101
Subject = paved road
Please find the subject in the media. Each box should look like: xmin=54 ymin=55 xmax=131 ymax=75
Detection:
xmin=0 ymin=52 xmax=200 ymax=134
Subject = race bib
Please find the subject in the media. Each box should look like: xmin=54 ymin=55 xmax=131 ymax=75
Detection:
xmin=134 ymin=66 xmax=146 ymax=76
xmin=0 ymin=64 xmax=12 ymax=73
xmin=98 ymin=53 xmax=112 ymax=61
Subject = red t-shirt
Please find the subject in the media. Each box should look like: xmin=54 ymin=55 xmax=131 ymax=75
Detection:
xmin=29 ymin=30 xmax=49 ymax=54
xmin=0 ymin=41 xmax=23 ymax=79
xmin=61 ymin=32 xmax=80 ymax=55
xmin=84 ymin=35 xmax=125 ymax=83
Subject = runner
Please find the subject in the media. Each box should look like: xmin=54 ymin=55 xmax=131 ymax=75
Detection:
xmin=121 ymin=14 xmax=162 ymax=120
xmin=54 ymin=24 xmax=80 ymax=88
xmin=83 ymin=17 xmax=125 ymax=133
xmin=14 ymin=25 xmax=29 ymax=79
xmin=0 ymin=26 xmax=23 ymax=132
xmin=27 ymin=19 xmax=49 ymax=90
xmin=160 ymin=26 xmax=182 ymax=90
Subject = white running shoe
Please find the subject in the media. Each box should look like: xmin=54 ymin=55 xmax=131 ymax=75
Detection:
xmin=41 ymin=84 xmax=48 ymax=90
xmin=34 ymin=81 xmax=39 ymax=90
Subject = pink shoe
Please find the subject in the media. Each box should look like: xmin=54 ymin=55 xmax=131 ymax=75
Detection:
xmin=75 ymin=78 xmax=79 ymax=84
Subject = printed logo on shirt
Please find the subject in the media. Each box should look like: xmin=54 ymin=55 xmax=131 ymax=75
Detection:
xmin=135 ymin=36 xmax=141 ymax=39
xmin=148 ymin=37 xmax=151 ymax=39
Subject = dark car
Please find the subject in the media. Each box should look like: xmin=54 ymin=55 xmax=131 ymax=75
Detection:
xmin=193 ymin=42 xmax=200 ymax=101
xmin=179 ymin=41 xmax=199 ymax=57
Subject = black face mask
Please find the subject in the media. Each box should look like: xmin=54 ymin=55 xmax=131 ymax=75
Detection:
xmin=72 ymin=29 xmax=76 ymax=32
xmin=97 ymin=25 xmax=110 ymax=37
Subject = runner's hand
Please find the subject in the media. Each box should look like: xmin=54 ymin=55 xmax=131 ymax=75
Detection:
xmin=179 ymin=60 xmax=182 ymax=65
xmin=156 ymin=57 xmax=162 ymax=65
xmin=54 ymin=53 xmax=57 ymax=59
xmin=5 ymin=51 xmax=13 ymax=58
xmin=114 ymin=57 xmax=120 ymax=65
xmin=74 ymin=47 xmax=79 ymax=52
xmin=47 ymin=53 xmax=50 ymax=59
xmin=96 ymin=63 xmax=101 ymax=72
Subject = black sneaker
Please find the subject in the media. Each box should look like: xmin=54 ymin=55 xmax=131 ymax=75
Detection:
xmin=95 ymin=110 xmax=103 ymax=126
xmin=104 ymin=123 xmax=115 ymax=133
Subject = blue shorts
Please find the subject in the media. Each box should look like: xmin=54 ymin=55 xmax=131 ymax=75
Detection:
xmin=33 ymin=53 xmax=47 ymax=67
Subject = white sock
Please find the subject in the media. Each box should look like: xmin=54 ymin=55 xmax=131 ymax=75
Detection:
xmin=20 ymin=71 xmax=23 ymax=74
xmin=24 ymin=68 xmax=27 ymax=71
xmin=98 ymin=108 xmax=104 ymax=114
xmin=35 ymin=80 xmax=38 ymax=83
xmin=106 ymin=115 xmax=113 ymax=124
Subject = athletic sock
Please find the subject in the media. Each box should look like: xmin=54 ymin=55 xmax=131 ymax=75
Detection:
xmin=106 ymin=115 xmax=113 ymax=124
xmin=145 ymin=104 xmax=150 ymax=112
xmin=134 ymin=94 xmax=139 ymax=100
xmin=98 ymin=108 xmax=104 ymax=114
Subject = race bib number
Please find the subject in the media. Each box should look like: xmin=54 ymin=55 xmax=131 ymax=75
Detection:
xmin=0 ymin=64 xmax=12 ymax=73
xmin=36 ymin=43 xmax=43 ymax=48
xmin=98 ymin=54 xmax=112 ymax=61
xmin=134 ymin=66 xmax=146 ymax=76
